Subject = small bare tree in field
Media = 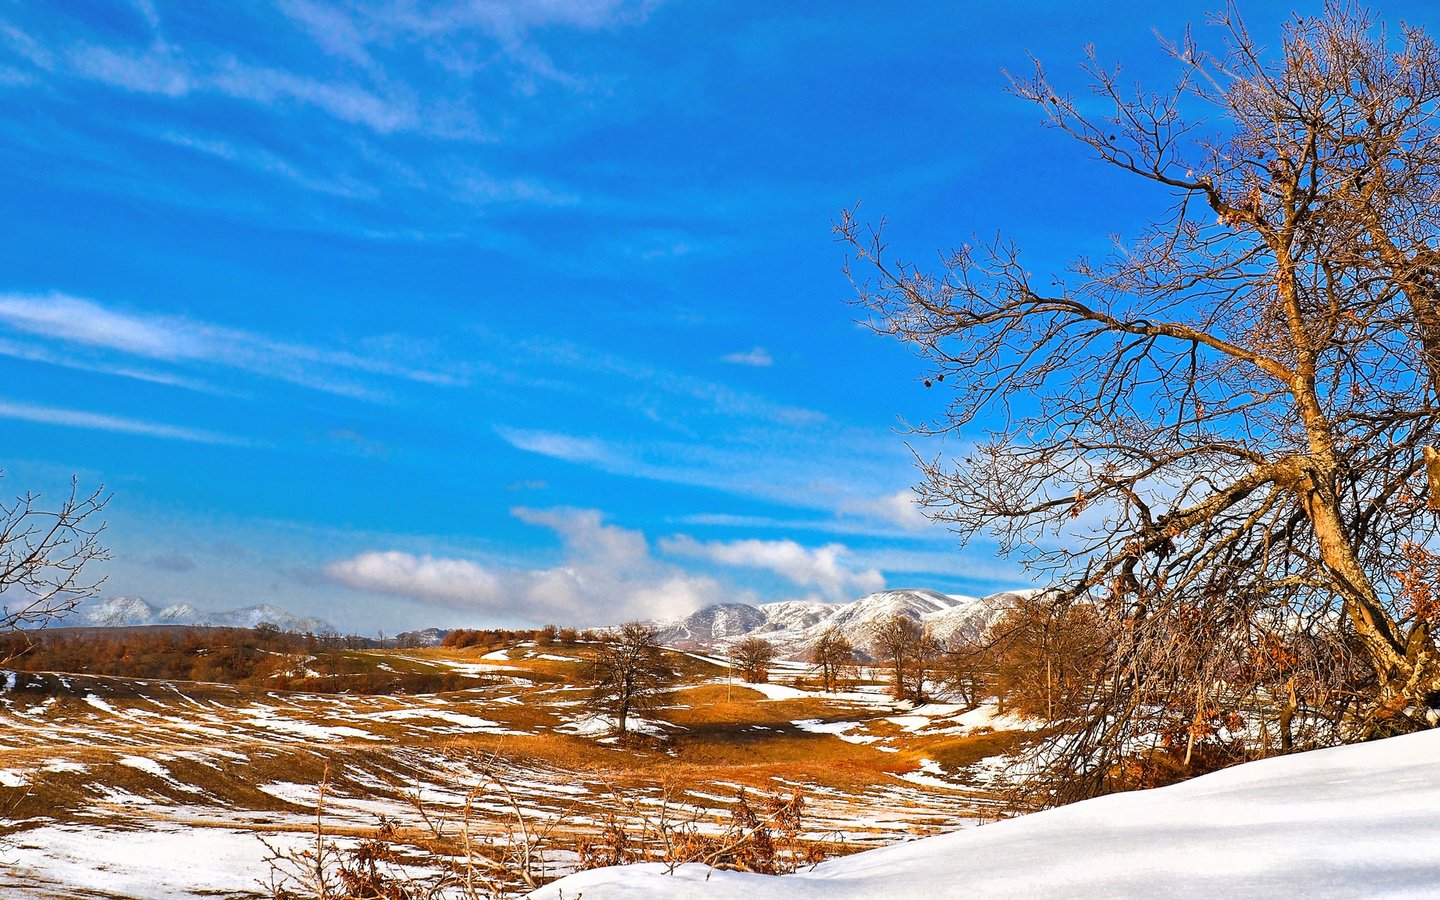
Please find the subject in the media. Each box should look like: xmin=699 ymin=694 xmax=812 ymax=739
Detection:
xmin=937 ymin=635 xmax=990 ymax=709
xmin=841 ymin=3 xmax=1440 ymax=799
xmin=582 ymin=622 xmax=677 ymax=735
xmin=0 ymin=476 xmax=109 ymax=652
xmin=729 ymin=636 xmax=777 ymax=683
xmin=809 ymin=627 xmax=856 ymax=692
xmin=872 ymin=615 xmax=935 ymax=702
xmin=986 ymin=598 xmax=1106 ymax=722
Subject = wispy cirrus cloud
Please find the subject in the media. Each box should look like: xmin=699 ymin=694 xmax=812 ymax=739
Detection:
xmin=0 ymin=398 xmax=246 ymax=445
xmin=62 ymin=41 xmax=420 ymax=134
xmin=494 ymin=424 xmax=927 ymax=526
xmin=0 ymin=292 xmax=462 ymax=399
xmin=493 ymin=334 xmax=824 ymax=428
xmin=13 ymin=1 xmax=656 ymax=139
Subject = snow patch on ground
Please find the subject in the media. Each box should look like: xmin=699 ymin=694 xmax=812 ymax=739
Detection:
xmin=0 ymin=823 xmax=311 ymax=899
xmin=559 ymin=715 xmax=668 ymax=738
xmin=740 ymin=682 xmax=811 ymax=701
xmin=81 ymin=693 xmax=117 ymax=713
xmin=117 ymin=756 xmax=172 ymax=779
xmin=791 ymin=719 xmax=881 ymax=745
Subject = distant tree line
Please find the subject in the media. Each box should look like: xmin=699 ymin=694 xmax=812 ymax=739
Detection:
xmin=441 ymin=624 xmax=594 ymax=650
xmin=0 ymin=626 xmax=469 ymax=694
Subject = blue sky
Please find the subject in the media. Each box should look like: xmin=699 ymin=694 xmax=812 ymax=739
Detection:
xmin=1 ymin=0 xmax=1420 ymax=632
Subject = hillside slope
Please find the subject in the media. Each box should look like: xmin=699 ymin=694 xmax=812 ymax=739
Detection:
xmin=530 ymin=728 xmax=1440 ymax=899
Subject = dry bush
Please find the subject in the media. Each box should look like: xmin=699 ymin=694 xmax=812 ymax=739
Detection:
xmin=265 ymin=772 xmax=821 ymax=899
xmin=576 ymin=787 xmax=815 ymax=876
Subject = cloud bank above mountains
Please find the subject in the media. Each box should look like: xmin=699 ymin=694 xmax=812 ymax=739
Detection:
xmin=321 ymin=506 xmax=901 ymax=625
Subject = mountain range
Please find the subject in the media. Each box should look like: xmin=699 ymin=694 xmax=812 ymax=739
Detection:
xmin=653 ymin=588 xmax=1034 ymax=659
xmin=70 ymin=596 xmax=333 ymax=634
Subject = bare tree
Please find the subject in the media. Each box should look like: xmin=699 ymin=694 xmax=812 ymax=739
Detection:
xmin=840 ymin=4 xmax=1440 ymax=797
xmin=985 ymin=597 xmax=1106 ymax=721
xmin=1 ymin=477 xmax=109 ymax=643
xmin=729 ymin=636 xmax=777 ymax=683
xmin=809 ymin=627 xmax=856 ymax=692
xmin=872 ymin=615 xmax=928 ymax=701
xmin=937 ymin=635 xmax=990 ymax=709
xmin=582 ymin=622 xmax=678 ymax=735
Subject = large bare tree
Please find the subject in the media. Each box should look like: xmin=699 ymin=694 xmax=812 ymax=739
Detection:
xmin=840 ymin=3 xmax=1440 ymax=796
xmin=582 ymin=622 xmax=677 ymax=735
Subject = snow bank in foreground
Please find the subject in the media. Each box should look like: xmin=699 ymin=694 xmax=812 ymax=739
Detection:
xmin=530 ymin=728 xmax=1440 ymax=899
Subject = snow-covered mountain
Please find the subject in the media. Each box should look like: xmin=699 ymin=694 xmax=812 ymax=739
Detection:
xmin=395 ymin=627 xmax=448 ymax=648
xmin=654 ymin=588 xmax=1031 ymax=659
xmin=658 ymin=602 xmax=770 ymax=643
xmin=71 ymin=596 xmax=332 ymax=634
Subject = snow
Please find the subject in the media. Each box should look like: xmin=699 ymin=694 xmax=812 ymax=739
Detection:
xmin=559 ymin=715 xmax=668 ymax=738
xmin=951 ymin=701 xmax=1031 ymax=732
xmin=82 ymin=693 xmax=118 ymax=713
xmin=791 ymin=719 xmax=881 ymax=745
xmin=741 ymin=681 xmax=810 ymax=701
xmin=117 ymin=756 xmax=173 ymax=779
xmin=530 ymin=728 xmax=1440 ymax=899
xmin=892 ymin=758 xmax=966 ymax=791
xmin=0 ymin=822 xmax=310 ymax=899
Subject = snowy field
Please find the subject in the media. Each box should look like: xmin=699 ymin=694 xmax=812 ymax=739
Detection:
xmin=533 ymin=727 xmax=1440 ymax=899
xmin=0 ymin=655 xmax=1015 ymax=898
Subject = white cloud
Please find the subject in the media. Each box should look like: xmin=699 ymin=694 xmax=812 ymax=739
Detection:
xmin=324 ymin=551 xmax=502 ymax=606
xmin=323 ymin=507 xmax=736 ymax=625
xmin=0 ymin=398 xmax=245 ymax=445
xmin=721 ymin=346 xmax=773 ymax=367
xmin=276 ymin=0 xmax=373 ymax=67
xmin=838 ymin=489 xmax=932 ymax=531
xmin=660 ymin=535 xmax=884 ymax=602
xmin=0 ymin=292 xmax=460 ymax=398
xmin=495 ymin=427 xmax=626 ymax=469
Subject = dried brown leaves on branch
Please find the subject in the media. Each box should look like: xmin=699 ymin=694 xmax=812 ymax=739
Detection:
xmin=840 ymin=1 xmax=1440 ymax=802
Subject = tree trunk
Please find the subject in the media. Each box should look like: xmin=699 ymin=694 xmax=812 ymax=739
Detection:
xmin=1278 ymin=678 xmax=1296 ymax=753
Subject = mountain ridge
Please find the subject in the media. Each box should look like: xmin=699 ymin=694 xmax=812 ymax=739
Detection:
xmin=71 ymin=596 xmax=333 ymax=634
xmin=654 ymin=587 xmax=1035 ymax=659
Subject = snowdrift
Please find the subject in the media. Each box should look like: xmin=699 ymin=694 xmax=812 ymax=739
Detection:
xmin=530 ymin=728 xmax=1440 ymax=898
